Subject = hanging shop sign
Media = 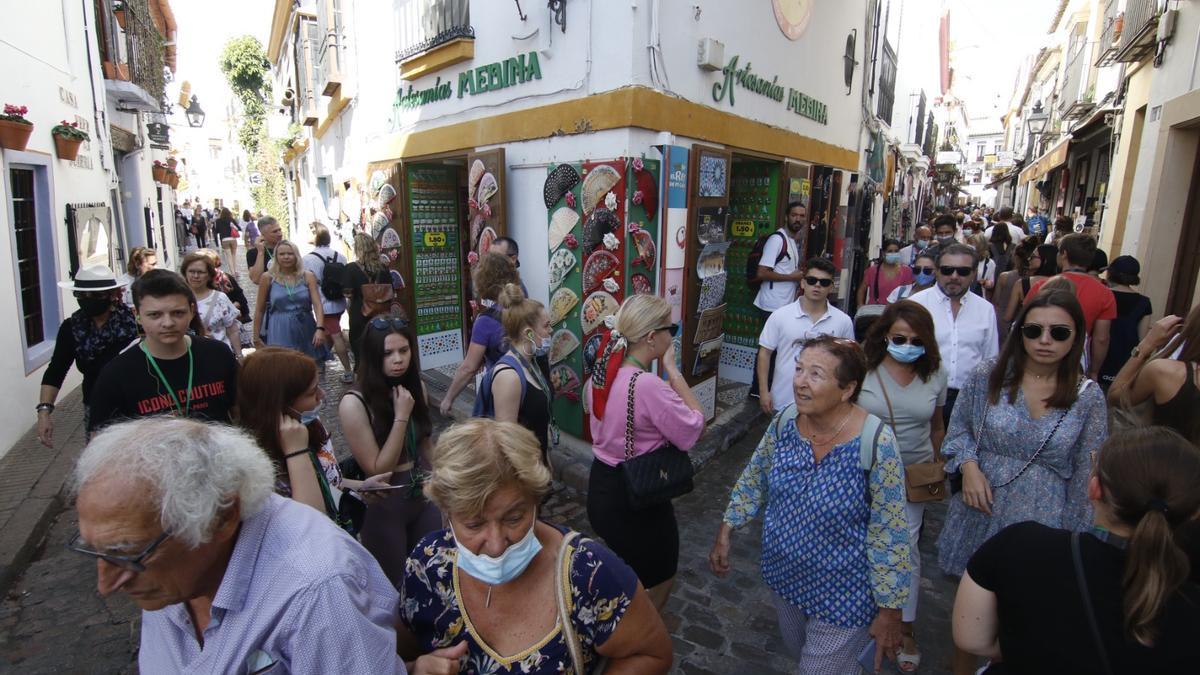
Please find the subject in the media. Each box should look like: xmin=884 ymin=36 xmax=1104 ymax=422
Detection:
xmin=711 ymin=55 xmax=828 ymax=125
xmin=394 ymin=51 xmax=544 ymax=110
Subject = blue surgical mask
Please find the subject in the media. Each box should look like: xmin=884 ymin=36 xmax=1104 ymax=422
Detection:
xmin=529 ymin=331 xmax=552 ymax=357
xmin=887 ymin=342 xmax=926 ymax=363
xmin=289 ymin=402 xmax=321 ymax=425
xmin=453 ymin=520 xmax=543 ymax=585
xmin=915 ymin=270 xmax=935 ymax=286
xmin=883 ymin=252 xmax=901 ymax=265
xmin=915 ymin=239 xmax=930 ymax=250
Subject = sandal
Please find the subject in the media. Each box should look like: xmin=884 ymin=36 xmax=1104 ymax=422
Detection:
xmin=897 ymin=631 xmax=921 ymax=673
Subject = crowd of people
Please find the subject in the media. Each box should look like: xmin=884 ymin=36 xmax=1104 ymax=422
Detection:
xmin=37 ymin=201 xmax=1200 ymax=674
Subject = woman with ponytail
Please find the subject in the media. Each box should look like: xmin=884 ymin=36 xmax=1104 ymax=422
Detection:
xmin=585 ymin=294 xmax=704 ymax=611
xmin=485 ymin=283 xmax=555 ymax=465
xmin=953 ymin=426 xmax=1200 ymax=673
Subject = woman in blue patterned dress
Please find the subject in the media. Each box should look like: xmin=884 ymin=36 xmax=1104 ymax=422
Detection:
xmin=398 ymin=419 xmax=672 ymax=674
xmin=936 ymin=289 xmax=1108 ymax=675
xmin=709 ymin=335 xmax=912 ymax=674
xmin=252 ymin=239 xmax=325 ymax=359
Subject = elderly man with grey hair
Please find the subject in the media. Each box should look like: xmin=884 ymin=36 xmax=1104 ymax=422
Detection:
xmin=70 ymin=417 xmax=410 ymax=674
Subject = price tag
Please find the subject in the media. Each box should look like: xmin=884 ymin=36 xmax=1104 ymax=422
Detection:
xmin=423 ymin=231 xmax=447 ymax=247
xmin=731 ymin=220 xmax=756 ymax=238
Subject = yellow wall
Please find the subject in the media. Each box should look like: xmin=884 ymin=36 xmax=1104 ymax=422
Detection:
xmin=1100 ymin=63 xmax=1152 ymax=257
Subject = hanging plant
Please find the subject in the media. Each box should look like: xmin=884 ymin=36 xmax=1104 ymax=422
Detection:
xmin=51 ymin=120 xmax=89 ymax=161
xmin=0 ymin=104 xmax=33 ymax=151
xmin=113 ymin=1 xmax=129 ymax=30
xmin=151 ymin=160 xmax=168 ymax=183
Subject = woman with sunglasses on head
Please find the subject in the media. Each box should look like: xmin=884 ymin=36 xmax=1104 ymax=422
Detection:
xmin=586 ymin=294 xmax=704 ymax=611
xmin=338 ymin=313 xmax=441 ymax=585
xmin=936 ymin=289 xmax=1108 ymax=675
xmin=857 ymin=301 xmax=947 ymax=673
xmin=1004 ymin=243 xmax=1059 ymax=326
xmin=887 ymin=252 xmax=938 ymax=303
xmin=484 ymin=283 xmax=556 ymax=465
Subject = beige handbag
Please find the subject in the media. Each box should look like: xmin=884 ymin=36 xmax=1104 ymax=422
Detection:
xmin=875 ymin=371 xmax=948 ymax=502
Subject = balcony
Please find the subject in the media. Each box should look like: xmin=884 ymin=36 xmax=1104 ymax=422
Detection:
xmin=1112 ymin=0 xmax=1161 ymax=64
xmin=394 ymin=0 xmax=474 ymax=80
xmin=317 ymin=0 xmax=343 ymax=96
xmin=1095 ymin=0 xmax=1120 ymax=66
xmin=99 ymin=0 xmax=174 ymax=113
xmin=1058 ymin=42 xmax=1096 ymax=121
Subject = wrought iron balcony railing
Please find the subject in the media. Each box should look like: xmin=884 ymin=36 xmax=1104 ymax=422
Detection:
xmin=394 ymin=0 xmax=473 ymax=64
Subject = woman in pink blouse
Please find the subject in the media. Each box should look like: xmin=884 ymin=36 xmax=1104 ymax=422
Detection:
xmin=586 ymin=295 xmax=705 ymax=611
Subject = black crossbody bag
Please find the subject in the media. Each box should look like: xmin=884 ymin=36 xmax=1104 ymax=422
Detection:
xmin=620 ymin=370 xmax=695 ymax=509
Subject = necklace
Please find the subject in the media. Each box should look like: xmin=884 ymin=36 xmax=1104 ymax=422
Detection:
xmin=802 ymin=405 xmax=854 ymax=446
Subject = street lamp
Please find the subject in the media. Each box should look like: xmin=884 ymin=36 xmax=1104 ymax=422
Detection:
xmin=1026 ymin=100 xmax=1049 ymax=152
xmin=185 ymin=95 xmax=205 ymax=128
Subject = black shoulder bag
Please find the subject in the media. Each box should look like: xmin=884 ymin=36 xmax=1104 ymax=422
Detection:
xmin=1072 ymin=532 xmax=1114 ymax=675
xmin=619 ymin=370 xmax=695 ymax=509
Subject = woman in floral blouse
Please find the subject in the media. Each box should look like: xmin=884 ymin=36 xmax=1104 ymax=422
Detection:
xmin=709 ymin=335 xmax=912 ymax=674
xmin=399 ymin=419 xmax=672 ymax=675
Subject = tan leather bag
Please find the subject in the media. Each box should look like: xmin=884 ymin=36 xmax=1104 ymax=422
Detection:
xmin=875 ymin=370 xmax=948 ymax=502
xmin=360 ymin=278 xmax=396 ymax=318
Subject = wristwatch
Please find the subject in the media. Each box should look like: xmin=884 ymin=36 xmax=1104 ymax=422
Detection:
xmin=35 ymin=403 xmax=54 ymax=414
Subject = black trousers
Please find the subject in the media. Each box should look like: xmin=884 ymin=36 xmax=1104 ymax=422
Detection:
xmin=748 ymin=307 xmax=777 ymax=399
xmin=943 ymin=387 xmax=961 ymax=427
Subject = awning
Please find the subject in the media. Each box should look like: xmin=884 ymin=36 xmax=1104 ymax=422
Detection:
xmin=1019 ymin=136 xmax=1070 ymax=184
xmin=987 ymin=166 xmax=1022 ymax=188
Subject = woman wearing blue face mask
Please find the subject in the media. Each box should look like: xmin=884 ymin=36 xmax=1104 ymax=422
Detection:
xmin=857 ymin=301 xmax=948 ymax=673
xmin=888 ymin=253 xmax=938 ymax=303
xmin=399 ymin=419 xmax=674 ymax=675
xmin=857 ymin=238 xmax=914 ymax=308
xmin=484 ymin=283 xmax=557 ymax=466
xmin=237 ymin=347 xmax=392 ymax=525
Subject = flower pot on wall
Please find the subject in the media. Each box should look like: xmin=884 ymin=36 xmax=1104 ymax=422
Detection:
xmin=103 ymin=61 xmax=130 ymax=81
xmin=0 ymin=120 xmax=33 ymax=151
xmin=114 ymin=8 xmax=128 ymax=30
xmin=152 ymin=164 xmax=167 ymax=182
xmin=53 ymin=135 xmax=83 ymax=161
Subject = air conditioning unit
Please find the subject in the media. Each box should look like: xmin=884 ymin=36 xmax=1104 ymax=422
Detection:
xmin=697 ymin=38 xmax=724 ymax=71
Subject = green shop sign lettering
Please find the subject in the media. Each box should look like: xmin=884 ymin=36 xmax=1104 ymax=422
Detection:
xmin=711 ymin=55 xmax=828 ymax=125
xmin=394 ymin=51 xmax=543 ymax=110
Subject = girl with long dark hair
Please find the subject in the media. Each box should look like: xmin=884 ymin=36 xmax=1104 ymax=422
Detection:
xmin=1004 ymin=243 xmax=1059 ymax=325
xmin=338 ymin=314 xmax=441 ymax=584
xmin=1108 ymin=303 xmax=1200 ymax=444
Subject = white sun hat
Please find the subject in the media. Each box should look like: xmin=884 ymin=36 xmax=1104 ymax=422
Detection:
xmin=57 ymin=264 xmax=124 ymax=291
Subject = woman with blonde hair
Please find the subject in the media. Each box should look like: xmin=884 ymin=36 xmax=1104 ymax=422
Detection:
xmin=440 ymin=252 xmax=521 ymax=416
xmin=586 ymin=294 xmax=704 ymax=610
xmin=343 ymin=232 xmax=394 ymax=362
xmin=253 ymin=239 xmax=325 ymax=358
xmin=397 ymin=418 xmax=673 ymax=675
xmin=180 ymin=251 xmax=241 ymax=357
xmin=479 ymin=283 xmax=555 ymax=464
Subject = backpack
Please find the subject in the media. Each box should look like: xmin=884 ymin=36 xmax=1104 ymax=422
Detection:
xmin=473 ymin=354 xmax=527 ymax=418
xmin=310 ymin=252 xmax=346 ymax=300
xmin=746 ymin=231 xmax=790 ymax=293
xmin=773 ymin=403 xmax=884 ymax=503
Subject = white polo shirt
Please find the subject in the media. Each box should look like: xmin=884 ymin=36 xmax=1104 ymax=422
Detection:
xmin=758 ymin=299 xmax=855 ymax=410
xmin=984 ymin=221 xmax=1026 ymax=246
xmin=753 ymin=229 xmax=801 ymax=312
xmin=908 ymin=285 xmax=999 ymax=390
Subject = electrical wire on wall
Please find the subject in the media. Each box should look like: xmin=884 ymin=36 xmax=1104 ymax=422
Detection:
xmin=647 ymin=0 xmax=672 ymax=92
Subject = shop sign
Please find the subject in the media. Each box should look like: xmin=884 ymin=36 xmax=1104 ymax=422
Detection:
xmin=147 ymin=122 xmax=170 ymax=145
xmin=731 ymin=220 xmax=756 ymax=238
xmin=395 ymin=51 xmax=543 ymax=110
xmin=711 ymin=55 xmax=827 ymax=125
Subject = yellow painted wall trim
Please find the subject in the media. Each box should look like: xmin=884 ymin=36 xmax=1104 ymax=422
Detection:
xmin=267 ymin=0 xmax=292 ymax=64
xmin=375 ymin=86 xmax=859 ymax=170
xmin=282 ymin=137 xmax=309 ymax=164
xmin=399 ymin=38 xmax=475 ymax=81
xmin=314 ymin=91 xmax=351 ymax=140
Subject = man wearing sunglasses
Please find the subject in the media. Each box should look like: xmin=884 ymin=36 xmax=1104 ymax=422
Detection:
xmin=72 ymin=418 xmax=408 ymax=673
xmin=756 ymin=258 xmax=854 ymax=414
xmin=908 ymin=244 xmax=999 ymax=423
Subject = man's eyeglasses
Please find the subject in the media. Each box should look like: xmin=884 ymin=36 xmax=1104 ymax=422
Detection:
xmin=803 ymin=276 xmax=834 ymax=288
xmin=67 ymin=530 xmax=171 ymax=572
xmin=368 ymin=317 xmax=409 ymax=331
xmin=938 ymin=266 xmax=974 ymax=278
xmin=654 ymin=323 xmax=679 ymax=337
xmin=913 ymin=266 xmax=936 ymax=275
xmin=1020 ymin=323 xmax=1074 ymax=342
xmin=887 ymin=335 xmax=924 ymax=348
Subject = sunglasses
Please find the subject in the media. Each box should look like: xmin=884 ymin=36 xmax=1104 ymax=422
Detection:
xmin=803 ymin=276 xmax=834 ymax=288
xmin=938 ymin=266 xmax=973 ymax=277
xmin=913 ymin=266 xmax=936 ymax=275
xmin=369 ymin=317 xmax=409 ymax=331
xmin=654 ymin=323 xmax=679 ymax=337
xmin=66 ymin=530 xmax=171 ymax=572
xmin=887 ymin=335 xmax=924 ymax=348
xmin=1020 ymin=323 xmax=1074 ymax=342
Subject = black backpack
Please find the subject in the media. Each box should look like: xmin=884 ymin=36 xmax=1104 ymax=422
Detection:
xmin=745 ymin=231 xmax=789 ymax=293
xmin=310 ymin=252 xmax=346 ymax=300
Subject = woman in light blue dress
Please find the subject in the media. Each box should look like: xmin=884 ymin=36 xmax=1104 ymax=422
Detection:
xmin=252 ymin=240 xmax=325 ymax=359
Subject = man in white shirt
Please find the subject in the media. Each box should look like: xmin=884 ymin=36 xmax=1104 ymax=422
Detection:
xmin=908 ymin=244 xmax=999 ymax=424
xmin=756 ymin=257 xmax=855 ymax=413
xmin=983 ymin=206 xmax=1026 ymax=246
xmin=303 ymin=224 xmax=353 ymax=382
xmin=748 ymin=201 xmax=806 ymax=400
xmin=897 ymin=224 xmax=933 ymax=266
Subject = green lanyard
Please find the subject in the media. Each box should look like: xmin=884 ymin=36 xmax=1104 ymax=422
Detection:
xmin=624 ymin=355 xmax=650 ymax=371
xmin=141 ymin=342 xmax=194 ymax=416
xmin=515 ymin=351 xmax=560 ymax=446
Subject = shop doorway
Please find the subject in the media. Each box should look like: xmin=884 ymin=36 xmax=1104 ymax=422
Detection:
xmin=1166 ymin=140 xmax=1200 ymax=317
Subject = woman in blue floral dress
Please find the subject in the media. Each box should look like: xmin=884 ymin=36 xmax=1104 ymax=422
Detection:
xmin=709 ymin=336 xmax=912 ymax=674
xmin=936 ymin=290 xmax=1108 ymax=675
xmin=398 ymin=419 xmax=672 ymax=674
xmin=252 ymin=239 xmax=325 ymax=359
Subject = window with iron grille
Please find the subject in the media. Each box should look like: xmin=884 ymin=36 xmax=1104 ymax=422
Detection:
xmin=877 ymin=39 xmax=897 ymax=125
xmin=395 ymin=0 xmax=472 ymax=63
xmin=296 ymin=17 xmax=321 ymax=125
xmin=10 ymin=168 xmax=45 ymax=346
xmin=317 ymin=0 xmax=344 ymax=96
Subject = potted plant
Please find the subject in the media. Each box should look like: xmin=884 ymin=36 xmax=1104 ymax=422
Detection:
xmin=152 ymin=160 xmax=167 ymax=183
xmin=103 ymin=61 xmax=130 ymax=81
xmin=113 ymin=1 xmax=128 ymax=30
xmin=0 ymin=104 xmax=34 ymax=151
xmin=51 ymin=120 xmax=88 ymax=161
xmin=165 ymin=169 xmax=178 ymax=188
xmin=166 ymin=157 xmax=178 ymax=170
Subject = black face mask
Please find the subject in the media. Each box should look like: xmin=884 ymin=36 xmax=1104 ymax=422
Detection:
xmin=77 ymin=297 xmax=112 ymax=317
xmin=937 ymin=236 xmax=956 ymax=247
xmin=384 ymin=375 xmax=406 ymax=388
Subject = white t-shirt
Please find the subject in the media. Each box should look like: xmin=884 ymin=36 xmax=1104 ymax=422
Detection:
xmin=753 ymin=230 xmax=800 ymax=312
xmin=984 ymin=222 xmax=1026 ymax=246
xmin=758 ymin=299 xmax=855 ymax=410
xmin=196 ymin=290 xmax=241 ymax=353
xmin=975 ymin=258 xmax=996 ymax=290
xmin=303 ymin=246 xmax=349 ymax=315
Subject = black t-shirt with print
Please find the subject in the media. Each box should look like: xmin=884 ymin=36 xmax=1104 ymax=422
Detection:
xmin=88 ymin=336 xmax=238 ymax=432
xmin=246 ymin=245 xmax=273 ymax=270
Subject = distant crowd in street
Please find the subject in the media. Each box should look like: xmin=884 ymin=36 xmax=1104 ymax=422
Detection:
xmin=34 ymin=198 xmax=1200 ymax=674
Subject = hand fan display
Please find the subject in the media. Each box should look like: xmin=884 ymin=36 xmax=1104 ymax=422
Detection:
xmin=580 ymin=291 xmax=620 ymax=335
xmin=582 ymin=333 xmax=604 ymax=375
xmin=548 ymin=248 xmax=576 ymax=293
xmin=582 ymin=208 xmax=619 ymax=256
xmin=543 ymin=164 xmax=581 ymax=209
xmin=468 ymin=159 xmax=486 ymax=201
xmin=631 ymin=229 xmax=656 ymax=268
xmin=549 ymin=329 xmax=580 ymax=365
xmin=634 ymin=168 xmax=657 ymax=219
xmin=548 ymin=207 xmax=580 ymax=252
xmin=582 ymin=251 xmax=620 ymax=294
xmin=580 ymin=165 xmax=621 ymax=216
xmin=550 ymin=365 xmax=582 ymax=400
xmin=477 ymin=226 xmax=497 ymax=256
xmin=631 ymin=273 xmax=653 ymax=295
xmin=549 ymin=287 xmax=579 ymax=326
xmin=475 ymin=172 xmax=498 ymax=206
